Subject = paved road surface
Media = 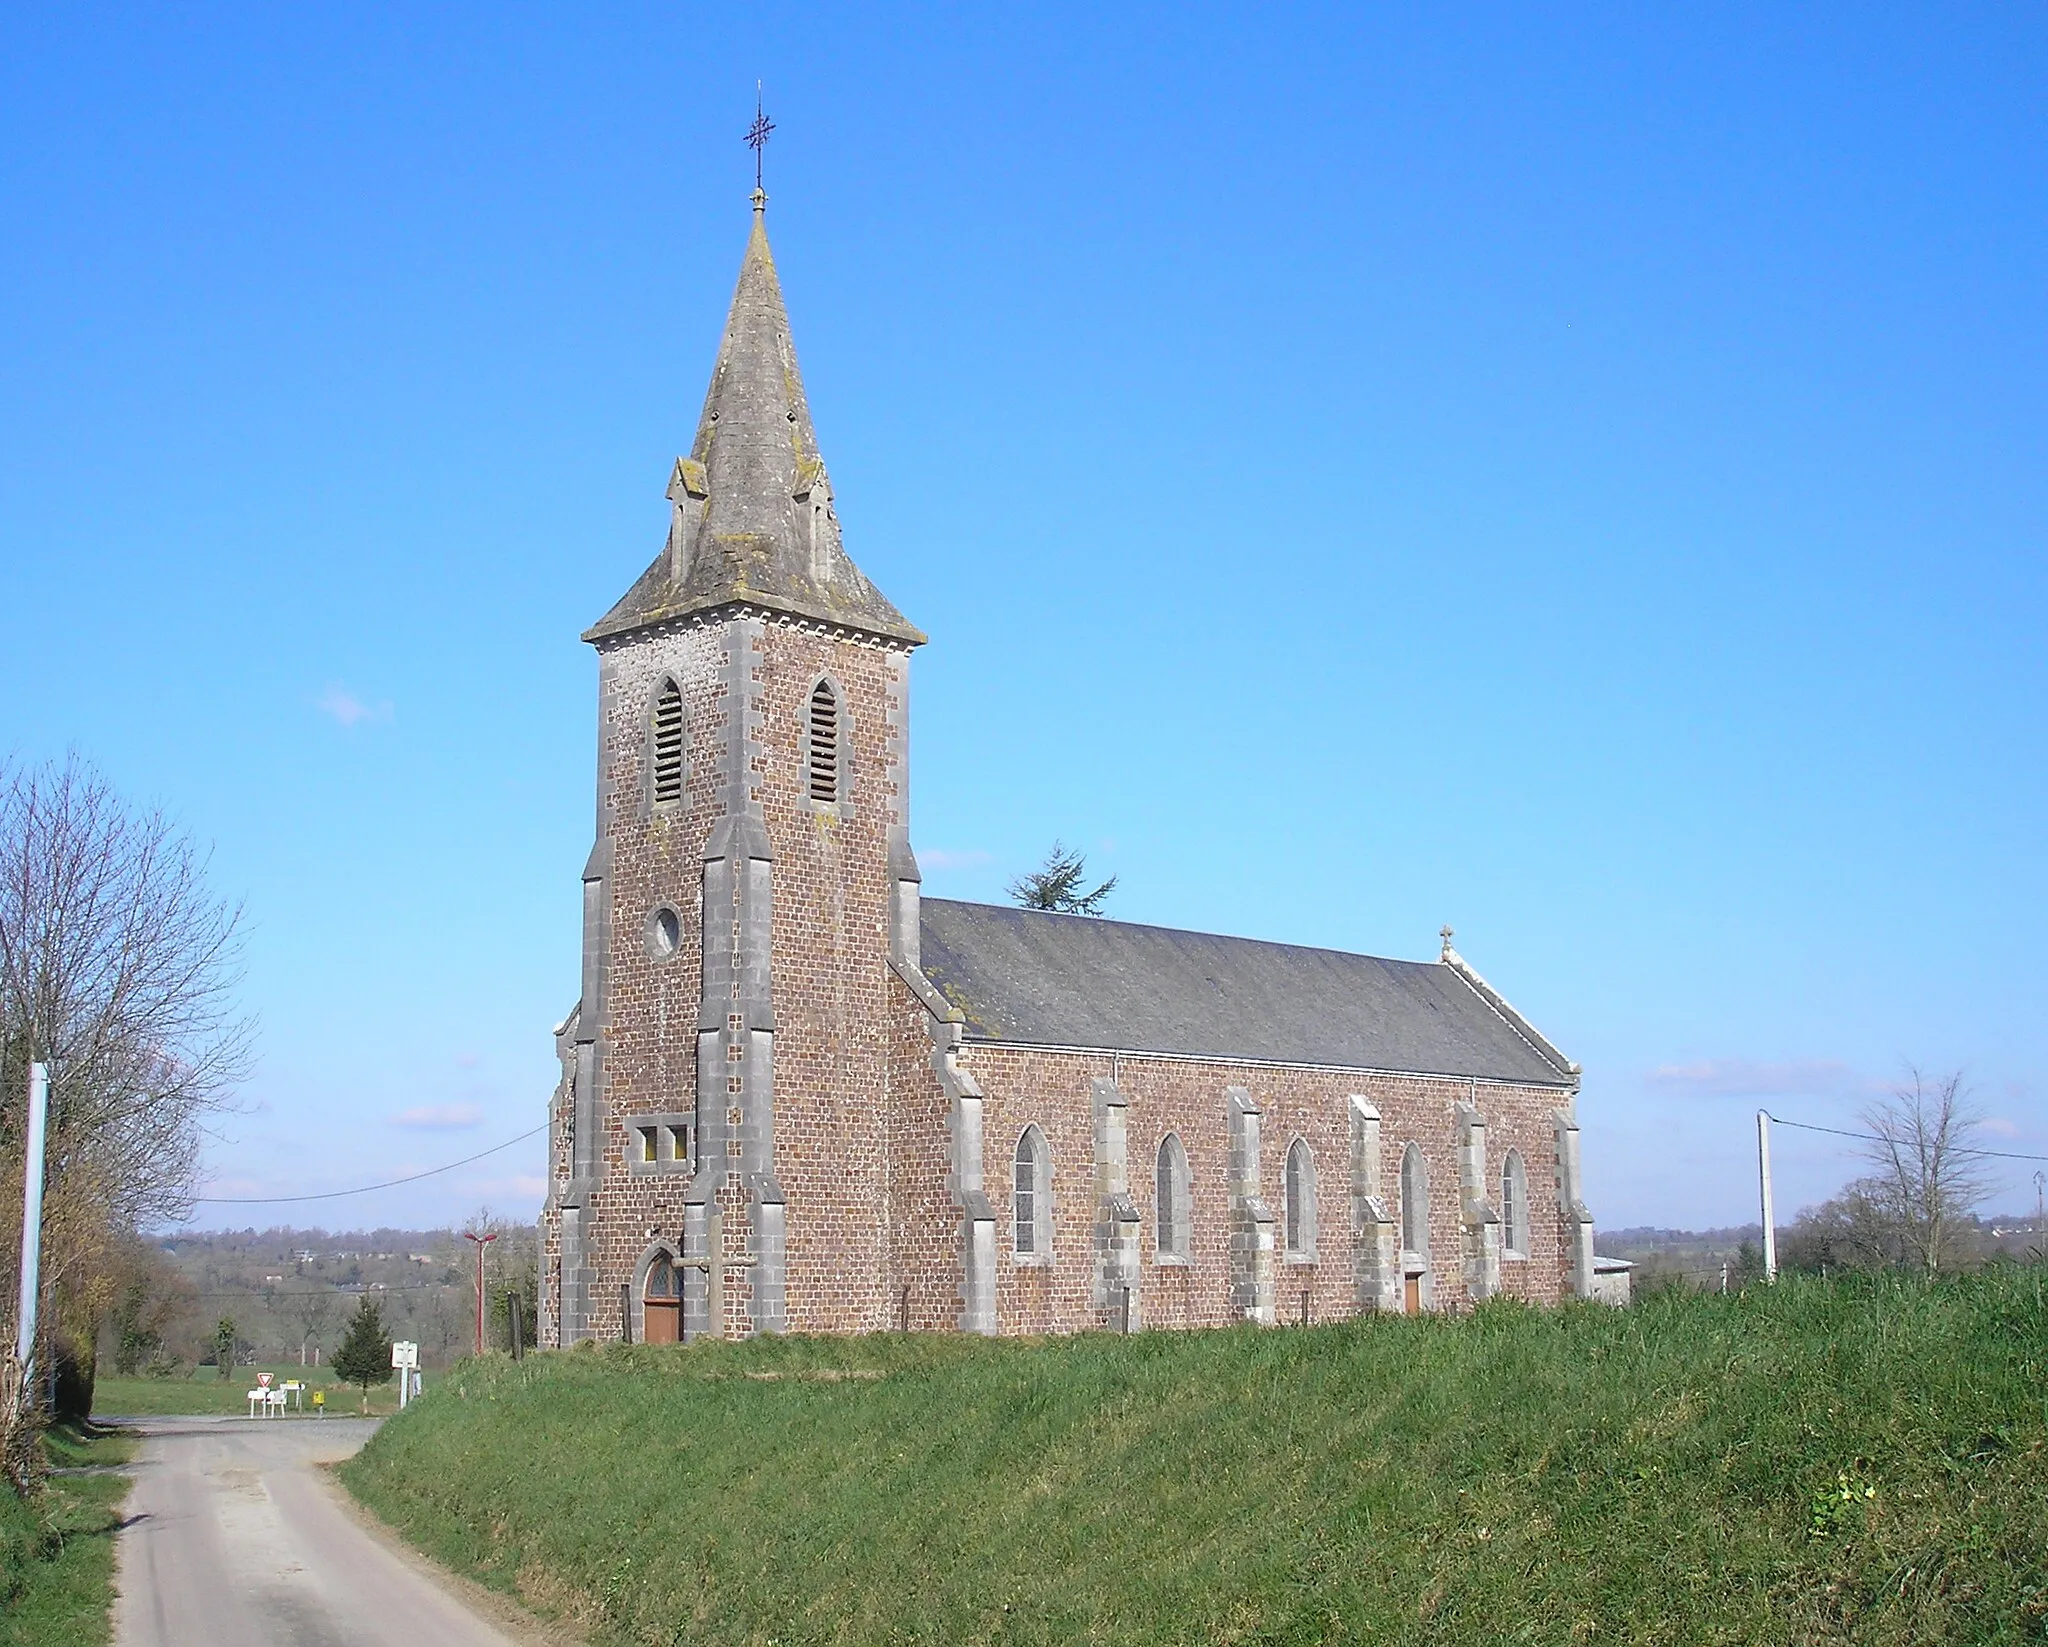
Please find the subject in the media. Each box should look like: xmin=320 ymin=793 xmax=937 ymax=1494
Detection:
xmin=110 ymin=1415 xmax=524 ymax=1647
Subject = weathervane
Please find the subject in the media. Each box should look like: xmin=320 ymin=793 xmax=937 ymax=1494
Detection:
xmin=746 ymin=82 xmax=775 ymax=203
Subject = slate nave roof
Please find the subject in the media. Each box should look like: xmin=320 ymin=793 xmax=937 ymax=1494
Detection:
xmin=917 ymin=898 xmax=1576 ymax=1088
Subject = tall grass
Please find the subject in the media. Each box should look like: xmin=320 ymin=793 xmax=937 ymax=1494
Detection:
xmin=1 ymin=1424 xmax=133 ymax=1646
xmin=342 ymin=1269 xmax=2048 ymax=1646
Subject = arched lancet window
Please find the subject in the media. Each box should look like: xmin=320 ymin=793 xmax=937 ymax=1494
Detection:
xmin=1155 ymin=1134 xmax=1190 ymax=1260
xmin=1500 ymin=1149 xmax=1530 ymax=1259
xmin=1284 ymin=1139 xmax=1317 ymax=1259
xmin=643 ymin=1252 xmax=681 ymax=1345
xmin=1013 ymin=1126 xmax=1050 ymax=1258
xmin=1400 ymin=1143 xmax=1429 ymax=1259
xmin=807 ymin=678 xmax=842 ymax=803
xmin=650 ymin=677 xmax=685 ymax=808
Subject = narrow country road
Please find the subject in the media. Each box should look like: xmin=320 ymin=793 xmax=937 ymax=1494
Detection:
xmin=109 ymin=1415 xmax=525 ymax=1647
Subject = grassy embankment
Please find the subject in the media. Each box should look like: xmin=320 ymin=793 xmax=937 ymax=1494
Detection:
xmin=93 ymin=1363 xmax=402 ymax=1417
xmin=342 ymin=1271 xmax=2048 ymax=1646
xmin=0 ymin=1424 xmax=134 ymax=1647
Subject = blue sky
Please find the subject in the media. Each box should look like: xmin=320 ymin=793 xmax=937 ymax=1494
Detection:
xmin=2 ymin=5 xmax=2042 ymax=1233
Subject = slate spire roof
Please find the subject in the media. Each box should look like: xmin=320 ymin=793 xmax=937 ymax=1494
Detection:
xmin=586 ymin=199 xmax=924 ymax=647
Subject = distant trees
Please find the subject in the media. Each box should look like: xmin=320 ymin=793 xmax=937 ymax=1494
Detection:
xmin=491 ymin=1268 xmax=539 ymax=1354
xmin=283 ymin=1289 xmax=336 ymax=1367
xmin=1781 ymin=1069 xmax=1995 ymax=1279
xmin=1779 ymin=1187 xmax=1902 ymax=1275
xmin=461 ymin=1204 xmax=539 ymax=1355
xmin=1007 ymin=843 xmax=1116 ymax=916
xmin=104 ymin=1240 xmax=195 ymax=1375
xmin=332 ymin=1298 xmax=393 ymax=1412
xmin=0 ymin=757 xmax=251 ymax=1468
xmin=423 ymin=1289 xmax=461 ymax=1363
xmin=1857 ymin=1069 xmax=1993 ymax=1278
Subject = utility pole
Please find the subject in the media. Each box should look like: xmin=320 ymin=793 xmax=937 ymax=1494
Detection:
xmin=14 ymin=1065 xmax=50 ymax=1379
xmin=1756 ymin=1110 xmax=1778 ymax=1282
xmin=464 ymin=1230 xmax=498 ymax=1357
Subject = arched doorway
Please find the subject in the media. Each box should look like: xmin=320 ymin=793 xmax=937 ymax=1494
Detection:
xmin=643 ymin=1252 xmax=682 ymax=1344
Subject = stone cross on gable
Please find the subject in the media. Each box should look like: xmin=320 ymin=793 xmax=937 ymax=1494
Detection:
xmin=674 ymin=1204 xmax=756 ymax=1341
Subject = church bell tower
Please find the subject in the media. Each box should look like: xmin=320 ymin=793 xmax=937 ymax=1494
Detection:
xmin=548 ymin=191 xmax=924 ymax=1344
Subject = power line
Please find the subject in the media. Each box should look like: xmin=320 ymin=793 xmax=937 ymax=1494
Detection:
xmin=192 ymin=1123 xmax=548 ymax=1204
xmin=1764 ymin=1111 xmax=2048 ymax=1165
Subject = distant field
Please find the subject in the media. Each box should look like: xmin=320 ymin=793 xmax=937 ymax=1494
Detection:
xmin=94 ymin=1364 xmax=404 ymax=1418
xmin=341 ymin=1270 xmax=2048 ymax=1646
xmin=1 ymin=1424 xmax=135 ymax=1646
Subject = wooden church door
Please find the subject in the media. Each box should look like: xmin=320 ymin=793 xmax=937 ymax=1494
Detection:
xmin=1403 ymin=1274 xmax=1422 ymax=1316
xmin=644 ymin=1254 xmax=682 ymax=1344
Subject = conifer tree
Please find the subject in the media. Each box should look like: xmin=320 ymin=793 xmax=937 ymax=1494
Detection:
xmin=1007 ymin=842 xmax=1117 ymax=916
xmin=331 ymin=1297 xmax=393 ymax=1414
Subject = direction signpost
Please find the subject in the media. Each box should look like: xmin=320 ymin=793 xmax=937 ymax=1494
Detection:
xmin=392 ymin=1341 xmax=419 ymax=1410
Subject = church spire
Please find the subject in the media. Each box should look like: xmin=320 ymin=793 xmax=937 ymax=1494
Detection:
xmin=585 ymin=202 xmax=924 ymax=647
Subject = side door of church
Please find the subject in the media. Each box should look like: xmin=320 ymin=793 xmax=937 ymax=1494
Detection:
xmin=644 ymin=1254 xmax=682 ymax=1344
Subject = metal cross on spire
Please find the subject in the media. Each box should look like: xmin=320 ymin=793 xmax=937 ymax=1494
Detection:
xmin=746 ymin=82 xmax=776 ymax=202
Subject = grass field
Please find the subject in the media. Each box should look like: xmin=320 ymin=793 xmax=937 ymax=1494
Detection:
xmin=340 ymin=1269 xmax=2048 ymax=1646
xmin=1 ymin=1424 xmax=134 ymax=1647
xmin=93 ymin=1363 xmax=403 ymax=1418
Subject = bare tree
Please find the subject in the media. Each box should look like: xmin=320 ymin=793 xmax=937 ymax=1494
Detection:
xmin=423 ymin=1287 xmax=460 ymax=1366
xmin=1858 ymin=1068 xmax=1995 ymax=1278
xmin=283 ymin=1289 xmax=335 ymax=1367
xmin=1007 ymin=842 xmax=1117 ymax=916
xmin=0 ymin=756 xmax=252 ymax=1471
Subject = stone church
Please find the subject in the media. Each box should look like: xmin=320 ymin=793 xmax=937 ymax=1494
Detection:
xmin=539 ymin=196 xmax=1603 ymax=1347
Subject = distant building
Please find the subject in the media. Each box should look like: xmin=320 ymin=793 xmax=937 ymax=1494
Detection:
xmin=540 ymin=196 xmax=1604 ymax=1346
xmin=1591 ymin=1256 xmax=1635 ymax=1307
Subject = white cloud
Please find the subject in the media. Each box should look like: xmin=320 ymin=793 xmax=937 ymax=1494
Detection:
xmin=918 ymin=848 xmax=994 ymax=871
xmin=1642 ymin=1059 xmax=1878 ymax=1101
xmin=1981 ymin=1116 xmax=2022 ymax=1138
xmin=389 ymin=1102 xmax=486 ymax=1131
xmin=316 ymin=683 xmax=394 ymax=727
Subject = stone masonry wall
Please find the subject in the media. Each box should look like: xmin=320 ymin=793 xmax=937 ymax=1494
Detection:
xmin=958 ymin=1041 xmax=1570 ymax=1333
xmin=755 ymin=622 xmax=909 ymax=1334
xmin=545 ymin=610 xmax=916 ymax=1342
xmin=559 ymin=619 xmax=728 ymax=1342
xmin=885 ymin=975 xmax=960 ymax=1331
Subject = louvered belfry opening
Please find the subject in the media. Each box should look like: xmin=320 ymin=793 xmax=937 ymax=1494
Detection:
xmin=807 ymin=679 xmax=839 ymax=802
xmin=652 ymin=679 xmax=685 ymax=805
